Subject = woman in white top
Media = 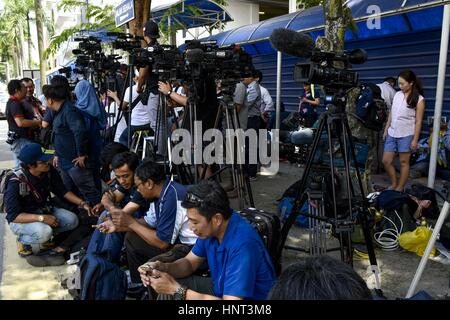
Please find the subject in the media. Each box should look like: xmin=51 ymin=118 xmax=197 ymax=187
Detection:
xmin=382 ymin=70 xmax=425 ymax=191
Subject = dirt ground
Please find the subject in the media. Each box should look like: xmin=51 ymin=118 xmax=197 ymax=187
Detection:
xmin=248 ymin=162 xmax=450 ymax=299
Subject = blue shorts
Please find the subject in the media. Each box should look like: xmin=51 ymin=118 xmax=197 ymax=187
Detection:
xmin=384 ymin=134 xmax=414 ymax=153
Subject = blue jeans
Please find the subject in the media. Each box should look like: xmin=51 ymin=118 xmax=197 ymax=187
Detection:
xmin=384 ymin=134 xmax=414 ymax=153
xmin=9 ymin=207 xmax=79 ymax=245
xmin=87 ymin=211 xmax=125 ymax=262
xmin=10 ymin=138 xmax=33 ymax=169
xmin=60 ymin=165 xmax=102 ymax=206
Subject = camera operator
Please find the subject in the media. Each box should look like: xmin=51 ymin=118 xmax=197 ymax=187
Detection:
xmin=135 ymin=21 xmax=161 ymax=122
xmin=5 ymin=79 xmax=42 ymax=168
xmin=158 ymin=40 xmax=219 ymax=134
xmin=242 ymin=69 xmax=262 ymax=181
xmin=119 ymin=72 xmax=156 ymax=147
xmin=116 ymin=64 xmax=128 ymax=99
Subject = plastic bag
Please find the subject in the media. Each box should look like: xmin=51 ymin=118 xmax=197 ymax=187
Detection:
xmin=399 ymin=226 xmax=436 ymax=257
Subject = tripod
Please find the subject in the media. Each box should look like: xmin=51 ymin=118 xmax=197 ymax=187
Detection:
xmin=203 ymin=88 xmax=255 ymax=209
xmin=277 ymin=93 xmax=383 ymax=297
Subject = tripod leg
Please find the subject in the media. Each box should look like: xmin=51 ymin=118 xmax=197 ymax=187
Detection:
xmin=277 ymin=114 xmax=328 ymax=263
xmin=325 ymin=117 xmax=349 ymax=263
xmin=339 ymin=120 xmax=355 ymax=266
xmin=343 ymin=118 xmax=384 ymax=296
xmin=406 ymin=201 xmax=450 ymax=298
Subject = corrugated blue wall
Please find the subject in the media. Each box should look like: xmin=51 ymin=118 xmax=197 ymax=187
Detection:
xmin=252 ymin=27 xmax=450 ymax=131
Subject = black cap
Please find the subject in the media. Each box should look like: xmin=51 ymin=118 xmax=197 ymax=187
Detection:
xmin=143 ymin=21 xmax=160 ymax=39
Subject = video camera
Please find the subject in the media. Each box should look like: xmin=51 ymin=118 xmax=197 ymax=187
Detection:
xmin=110 ymin=32 xmax=143 ymax=52
xmin=131 ymin=43 xmax=184 ymax=82
xmin=183 ymin=40 xmax=254 ymax=94
xmin=269 ymin=28 xmax=368 ymax=105
xmin=293 ymin=48 xmax=367 ymax=89
xmin=74 ymin=36 xmax=102 ymax=53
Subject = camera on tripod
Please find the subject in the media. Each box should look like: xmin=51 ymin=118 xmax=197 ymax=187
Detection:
xmin=74 ymin=36 xmax=102 ymax=53
xmin=293 ymin=48 xmax=367 ymax=89
xmin=183 ymin=40 xmax=254 ymax=94
xmin=130 ymin=43 xmax=183 ymax=82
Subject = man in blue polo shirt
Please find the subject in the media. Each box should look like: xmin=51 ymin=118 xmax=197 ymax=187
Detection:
xmin=105 ymin=160 xmax=197 ymax=291
xmin=139 ymin=180 xmax=276 ymax=300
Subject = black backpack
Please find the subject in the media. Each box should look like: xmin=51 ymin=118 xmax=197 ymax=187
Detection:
xmin=354 ymin=83 xmax=388 ymax=131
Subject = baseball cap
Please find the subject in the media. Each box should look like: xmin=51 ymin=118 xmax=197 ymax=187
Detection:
xmin=19 ymin=143 xmax=53 ymax=165
xmin=143 ymin=21 xmax=160 ymax=38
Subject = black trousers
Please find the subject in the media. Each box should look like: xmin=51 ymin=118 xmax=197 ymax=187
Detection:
xmin=246 ymin=116 xmax=261 ymax=178
xmin=125 ymin=231 xmax=166 ymax=283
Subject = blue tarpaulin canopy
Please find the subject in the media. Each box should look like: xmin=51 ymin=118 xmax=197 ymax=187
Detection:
xmin=152 ymin=0 xmax=232 ymax=30
xmin=200 ymin=0 xmax=449 ymax=51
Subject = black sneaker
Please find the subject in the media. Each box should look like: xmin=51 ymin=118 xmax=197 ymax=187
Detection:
xmin=26 ymin=249 xmax=66 ymax=267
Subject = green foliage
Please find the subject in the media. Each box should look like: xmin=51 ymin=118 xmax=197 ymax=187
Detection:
xmin=44 ymin=0 xmax=123 ymax=59
xmin=297 ymin=0 xmax=323 ymax=9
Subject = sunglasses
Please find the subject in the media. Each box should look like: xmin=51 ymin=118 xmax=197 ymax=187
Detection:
xmin=184 ymin=192 xmax=206 ymax=207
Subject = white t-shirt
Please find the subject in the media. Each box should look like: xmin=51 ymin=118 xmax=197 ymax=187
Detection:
xmin=388 ymin=91 xmax=424 ymax=138
xmin=123 ymin=85 xmax=152 ymax=126
xmin=173 ymin=86 xmax=186 ymax=117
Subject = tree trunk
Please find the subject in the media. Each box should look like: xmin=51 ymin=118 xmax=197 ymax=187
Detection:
xmin=129 ymin=0 xmax=152 ymax=40
xmin=34 ymin=0 xmax=47 ymax=85
xmin=323 ymin=0 xmax=346 ymax=52
xmin=27 ymin=13 xmax=33 ymax=69
xmin=18 ymin=23 xmax=26 ymax=72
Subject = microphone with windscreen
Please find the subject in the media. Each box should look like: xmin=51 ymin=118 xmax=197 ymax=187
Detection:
xmin=269 ymin=28 xmax=315 ymax=58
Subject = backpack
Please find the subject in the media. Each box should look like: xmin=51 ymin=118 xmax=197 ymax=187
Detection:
xmin=38 ymin=127 xmax=53 ymax=149
xmin=79 ymin=253 xmax=128 ymax=300
xmin=0 ymin=168 xmax=32 ymax=213
xmin=354 ymin=83 xmax=387 ymax=131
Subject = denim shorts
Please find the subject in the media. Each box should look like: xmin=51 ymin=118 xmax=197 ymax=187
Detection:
xmin=384 ymin=134 xmax=414 ymax=153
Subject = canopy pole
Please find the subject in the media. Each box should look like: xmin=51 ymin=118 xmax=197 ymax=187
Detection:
xmin=276 ymin=51 xmax=282 ymax=130
xmin=428 ymin=4 xmax=450 ymax=188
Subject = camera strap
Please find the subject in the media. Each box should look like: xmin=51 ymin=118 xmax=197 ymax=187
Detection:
xmin=10 ymin=169 xmax=44 ymax=203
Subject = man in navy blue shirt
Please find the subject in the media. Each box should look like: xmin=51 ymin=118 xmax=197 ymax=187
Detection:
xmin=42 ymin=84 xmax=101 ymax=207
xmin=4 ymin=143 xmax=92 ymax=264
xmin=103 ymin=160 xmax=196 ymax=289
xmin=88 ymin=151 xmax=149 ymax=262
xmin=139 ymin=180 xmax=276 ymax=300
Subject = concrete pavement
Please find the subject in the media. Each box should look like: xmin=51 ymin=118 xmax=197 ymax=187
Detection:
xmin=0 ymin=120 xmax=72 ymax=300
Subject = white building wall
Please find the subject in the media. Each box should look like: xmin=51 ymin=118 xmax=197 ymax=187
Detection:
xmin=173 ymin=0 xmax=260 ymax=46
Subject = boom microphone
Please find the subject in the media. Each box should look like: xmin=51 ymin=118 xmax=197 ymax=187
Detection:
xmin=269 ymin=28 xmax=315 ymax=58
xmin=185 ymin=48 xmax=204 ymax=64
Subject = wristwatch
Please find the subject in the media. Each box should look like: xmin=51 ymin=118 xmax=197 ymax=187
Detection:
xmin=173 ymin=285 xmax=187 ymax=300
xmin=166 ymin=88 xmax=172 ymax=96
xmin=38 ymin=215 xmax=44 ymax=222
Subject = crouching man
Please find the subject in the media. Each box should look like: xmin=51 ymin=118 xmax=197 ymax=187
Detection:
xmin=139 ymin=180 xmax=276 ymax=300
xmin=4 ymin=143 xmax=92 ymax=265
